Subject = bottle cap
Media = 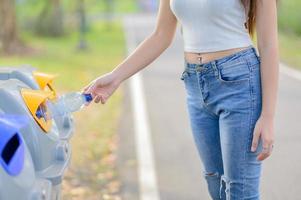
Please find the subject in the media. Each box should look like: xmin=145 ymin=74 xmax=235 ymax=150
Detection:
xmin=84 ymin=93 xmax=93 ymax=102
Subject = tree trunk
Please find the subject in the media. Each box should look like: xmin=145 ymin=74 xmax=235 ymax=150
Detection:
xmin=77 ymin=0 xmax=88 ymax=50
xmin=35 ymin=0 xmax=64 ymax=37
xmin=0 ymin=0 xmax=21 ymax=54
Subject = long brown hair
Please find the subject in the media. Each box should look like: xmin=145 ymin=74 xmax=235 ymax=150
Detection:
xmin=241 ymin=0 xmax=257 ymax=37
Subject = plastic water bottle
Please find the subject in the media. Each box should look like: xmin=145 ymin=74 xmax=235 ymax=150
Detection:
xmin=55 ymin=92 xmax=93 ymax=114
xmin=36 ymin=92 xmax=93 ymax=120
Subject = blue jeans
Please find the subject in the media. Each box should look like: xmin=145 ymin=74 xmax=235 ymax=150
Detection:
xmin=180 ymin=46 xmax=263 ymax=200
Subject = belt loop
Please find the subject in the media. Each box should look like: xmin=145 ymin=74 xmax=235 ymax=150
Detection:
xmin=250 ymin=45 xmax=255 ymax=54
xmin=251 ymin=45 xmax=257 ymax=55
xmin=249 ymin=45 xmax=260 ymax=62
xmin=212 ymin=61 xmax=218 ymax=76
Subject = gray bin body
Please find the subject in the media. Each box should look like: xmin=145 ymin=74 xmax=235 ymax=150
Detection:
xmin=0 ymin=126 xmax=52 ymax=200
xmin=0 ymin=67 xmax=75 ymax=200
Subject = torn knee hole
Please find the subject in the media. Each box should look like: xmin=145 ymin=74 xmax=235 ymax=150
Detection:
xmin=220 ymin=175 xmax=232 ymax=193
xmin=206 ymin=172 xmax=217 ymax=176
xmin=203 ymin=171 xmax=219 ymax=178
xmin=220 ymin=175 xmax=231 ymax=198
xmin=221 ymin=175 xmax=229 ymax=183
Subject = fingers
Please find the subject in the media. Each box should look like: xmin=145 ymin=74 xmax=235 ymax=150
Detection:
xmin=84 ymin=94 xmax=106 ymax=106
xmin=94 ymin=95 xmax=106 ymax=104
xmin=82 ymin=80 xmax=107 ymax=106
xmin=82 ymin=81 xmax=94 ymax=94
xmin=257 ymin=144 xmax=273 ymax=161
xmin=81 ymin=82 xmax=97 ymax=106
xmin=82 ymin=85 xmax=89 ymax=93
xmin=251 ymin=123 xmax=274 ymax=161
xmin=257 ymin=152 xmax=270 ymax=161
xmin=94 ymin=95 xmax=102 ymax=104
xmin=84 ymin=82 xmax=96 ymax=96
xmin=251 ymin=124 xmax=261 ymax=152
xmin=257 ymin=135 xmax=274 ymax=161
xmin=82 ymin=74 xmax=114 ymax=105
xmin=82 ymin=80 xmax=98 ymax=106
xmin=100 ymin=95 xmax=105 ymax=104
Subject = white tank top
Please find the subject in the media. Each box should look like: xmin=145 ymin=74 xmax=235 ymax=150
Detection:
xmin=170 ymin=0 xmax=253 ymax=53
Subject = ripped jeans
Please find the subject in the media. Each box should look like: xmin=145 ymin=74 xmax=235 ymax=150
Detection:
xmin=180 ymin=46 xmax=263 ymax=200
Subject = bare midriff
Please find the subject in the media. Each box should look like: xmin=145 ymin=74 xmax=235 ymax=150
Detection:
xmin=184 ymin=46 xmax=251 ymax=65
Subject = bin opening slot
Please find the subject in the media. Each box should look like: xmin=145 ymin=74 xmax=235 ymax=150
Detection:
xmin=36 ymin=103 xmax=50 ymax=121
xmin=21 ymin=88 xmax=53 ymax=132
xmin=1 ymin=134 xmax=20 ymax=165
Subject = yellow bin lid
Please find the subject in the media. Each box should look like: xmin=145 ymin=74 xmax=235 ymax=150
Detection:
xmin=21 ymin=89 xmax=53 ymax=133
xmin=33 ymin=71 xmax=57 ymax=100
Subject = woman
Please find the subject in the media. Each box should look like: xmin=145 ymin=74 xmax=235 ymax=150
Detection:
xmin=84 ymin=0 xmax=279 ymax=199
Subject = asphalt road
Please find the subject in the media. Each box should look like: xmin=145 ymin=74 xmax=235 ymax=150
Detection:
xmin=117 ymin=14 xmax=301 ymax=200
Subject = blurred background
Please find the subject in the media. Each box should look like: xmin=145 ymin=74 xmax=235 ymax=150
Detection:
xmin=0 ymin=0 xmax=140 ymax=199
xmin=0 ymin=0 xmax=300 ymax=200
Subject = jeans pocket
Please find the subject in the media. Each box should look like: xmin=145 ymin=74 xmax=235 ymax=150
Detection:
xmin=217 ymin=60 xmax=250 ymax=84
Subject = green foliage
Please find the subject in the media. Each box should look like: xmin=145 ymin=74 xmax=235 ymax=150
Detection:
xmin=279 ymin=31 xmax=301 ymax=69
xmin=16 ymin=0 xmax=138 ymax=21
xmin=0 ymin=21 xmax=125 ymax=90
xmin=276 ymin=0 xmax=301 ymax=69
xmin=16 ymin=0 xmax=138 ymax=37
xmin=63 ymin=0 xmax=139 ymax=14
xmin=34 ymin=1 xmax=64 ymax=37
xmin=278 ymin=0 xmax=301 ymax=35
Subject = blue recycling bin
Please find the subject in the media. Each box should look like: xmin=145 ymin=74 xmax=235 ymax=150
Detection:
xmin=0 ymin=114 xmax=52 ymax=200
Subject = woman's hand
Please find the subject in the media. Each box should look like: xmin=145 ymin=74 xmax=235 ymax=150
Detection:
xmin=83 ymin=71 xmax=122 ymax=104
xmin=251 ymin=114 xmax=275 ymax=161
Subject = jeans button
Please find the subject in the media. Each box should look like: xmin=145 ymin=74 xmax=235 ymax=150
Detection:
xmin=196 ymin=66 xmax=205 ymax=72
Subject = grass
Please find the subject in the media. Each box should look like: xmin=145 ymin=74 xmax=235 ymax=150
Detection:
xmin=278 ymin=0 xmax=301 ymax=36
xmin=276 ymin=0 xmax=301 ymax=69
xmin=279 ymin=31 xmax=301 ymax=70
xmin=0 ymin=21 xmax=125 ymax=199
xmin=247 ymin=1 xmax=301 ymax=70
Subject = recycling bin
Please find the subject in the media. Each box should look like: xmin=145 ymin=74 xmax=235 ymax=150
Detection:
xmin=0 ymin=67 xmax=74 ymax=140
xmin=0 ymin=66 xmax=75 ymax=200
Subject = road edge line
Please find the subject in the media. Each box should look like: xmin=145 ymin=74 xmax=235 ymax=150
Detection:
xmin=123 ymin=16 xmax=160 ymax=200
xmin=280 ymin=62 xmax=301 ymax=81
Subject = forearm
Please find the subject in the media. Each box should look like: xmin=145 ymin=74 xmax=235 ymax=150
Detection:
xmin=255 ymin=0 xmax=279 ymax=119
xmin=258 ymin=44 xmax=279 ymax=119
xmin=111 ymin=32 xmax=172 ymax=83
